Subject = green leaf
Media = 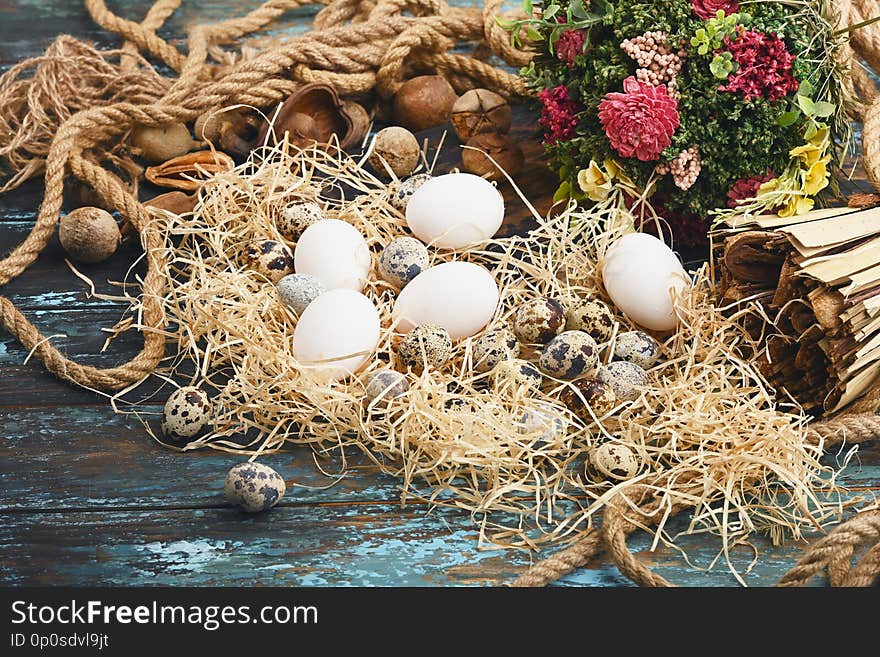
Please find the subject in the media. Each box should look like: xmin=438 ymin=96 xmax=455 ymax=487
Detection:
xmin=804 ymin=122 xmax=819 ymax=141
xmin=569 ymin=0 xmax=588 ymax=20
xmin=796 ymin=94 xmax=817 ymax=116
xmin=798 ymin=79 xmax=814 ymax=97
xmin=813 ymin=101 xmax=836 ymax=118
xmin=543 ymin=4 xmax=560 ymax=20
xmin=776 ymin=111 xmax=800 ymax=127
xmin=526 ymin=26 xmax=543 ymax=42
xmin=553 ymin=181 xmax=572 ymax=203
xmin=495 ymin=16 xmax=516 ymax=30
xmin=709 ymin=54 xmax=733 ymax=79
xmin=521 ymin=0 xmax=533 ymax=15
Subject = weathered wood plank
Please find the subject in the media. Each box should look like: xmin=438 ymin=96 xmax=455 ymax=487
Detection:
xmin=0 ymin=504 xmax=864 ymax=586
xmin=1 ymin=404 xmax=877 ymax=511
xmin=0 ymin=404 xmax=412 ymax=509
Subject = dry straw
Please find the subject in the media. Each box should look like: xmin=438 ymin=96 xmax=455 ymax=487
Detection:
xmin=123 ymin=138 xmax=853 ymax=577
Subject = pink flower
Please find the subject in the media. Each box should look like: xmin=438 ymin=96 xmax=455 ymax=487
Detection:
xmin=556 ymin=29 xmax=588 ymax=67
xmin=598 ymin=77 xmax=680 ymax=162
xmin=538 ymin=85 xmax=580 ymax=144
xmin=720 ymin=30 xmax=799 ymax=101
xmin=726 ymin=170 xmax=776 ymax=208
xmin=692 ymin=0 xmax=739 ymax=20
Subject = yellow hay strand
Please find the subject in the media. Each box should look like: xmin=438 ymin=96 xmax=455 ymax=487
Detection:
xmin=121 ymin=139 xmax=854 ymax=576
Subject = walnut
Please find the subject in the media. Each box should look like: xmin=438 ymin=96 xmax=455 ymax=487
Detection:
xmin=461 ymin=133 xmax=523 ymax=181
xmin=58 ymin=207 xmax=121 ymax=264
xmin=368 ymin=127 xmax=421 ymax=179
xmin=451 ymin=89 xmax=512 ymax=141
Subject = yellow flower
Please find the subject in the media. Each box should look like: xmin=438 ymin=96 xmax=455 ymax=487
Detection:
xmin=809 ymin=125 xmax=830 ymax=148
xmin=577 ymin=160 xmax=613 ymax=202
xmin=789 ymin=142 xmax=823 ymax=167
xmin=778 ymin=194 xmax=814 ymax=217
xmin=758 ymin=178 xmax=779 ymax=195
xmin=802 ymin=157 xmax=830 ymax=196
xmin=604 ymin=159 xmax=635 ymax=188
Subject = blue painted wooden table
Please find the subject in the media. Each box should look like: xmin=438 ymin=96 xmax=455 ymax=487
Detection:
xmin=1 ymin=0 xmax=879 ymax=587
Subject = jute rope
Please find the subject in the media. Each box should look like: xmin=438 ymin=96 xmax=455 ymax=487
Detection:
xmin=0 ymin=0 xmax=878 ymax=587
xmin=0 ymin=0 xmax=528 ymax=392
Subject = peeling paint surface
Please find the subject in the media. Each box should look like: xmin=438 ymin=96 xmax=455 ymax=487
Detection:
xmin=1 ymin=0 xmax=879 ymax=588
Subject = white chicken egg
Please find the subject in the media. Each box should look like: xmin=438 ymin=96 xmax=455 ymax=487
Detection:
xmin=392 ymin=261 xmax=499 ymax=340
xmin=293 ymin=289 xmax=380 ymax=382
xmin=405 ymin=173 xmax=504 ymax=250
xmin=601 ymin=232 xmax=691 ymax=331
xmin=294 ymin=219 xmax=371 ymax=292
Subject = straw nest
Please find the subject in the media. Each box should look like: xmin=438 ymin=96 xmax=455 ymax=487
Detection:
xmin=125 ymin=137 xmax=853 ymax=573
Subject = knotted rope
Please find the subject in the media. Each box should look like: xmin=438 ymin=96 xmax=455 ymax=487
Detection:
xmin=0 ymin=0 xmax=528 ymax=393
xmin=0 ymin=0 xmax=878 ymax=587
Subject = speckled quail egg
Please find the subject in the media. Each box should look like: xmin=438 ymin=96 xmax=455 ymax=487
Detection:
xmin=278 ymin=201 xmax=324 ymax=240
xmin=398 ymin=324 xmax=453 ymax=371
xmin=277 ymin=273 xmax=326 ymax=315
xmin=364 ymin=369 xmax=410 ymax=404
xmin=513 ymin=297 xmax=566 ymax=344
xmin=224 ymin=462 xmax=286 ymax=513
xmin=472 ymin=328 xmax=520 ymax=373
xmin=614 ymin=330 xmax=660 ymax=369
xmin=566 ymin=298 xmax=615 ymax=342
xmin=491 ymin=358 xmax=543 ymax=392
xmin=389 ymin=173 xmax=432 ymax=212
xmin=245 ymin=239 xmax=295 ymax=283
xmin=161 ymin=386 xmax=212 ymax=441
xmin=379 ymin=236 xmax=429 ymax=289
xmin=517 ymin=402 xmax=567 ymax=448
xmin=538 ymin=330 xmax=599 ymax=380
xmin=560 ymin=377 xmax=617 ymax=422
xmin=585 ymin=443 xmax=640 ymax=482
xmin=597 ymin=361 xmax=648 ymax=402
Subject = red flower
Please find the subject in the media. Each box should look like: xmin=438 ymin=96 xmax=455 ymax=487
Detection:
xmin=538 ymin=85 xmax=580 ymax=144
xmin=692 ymin=0 xmax=739 ymax=20
xmin=726 ymin=170 xmax=776 ymax=208
xmin=556 ymin=29 xmax=587 ymax=67
xmin=598 ymin=77 xmax=680 ymax=162
xmin=720 ymin=30 xmax=799 ymax=101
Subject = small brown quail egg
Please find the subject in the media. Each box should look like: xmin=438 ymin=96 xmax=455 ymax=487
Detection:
xmin=517 ymin=402 xmax=567 ymax=448
xmin=364 ymin=369 xmax=410 ymax=405
xmin=379 ymin=236 xmax=429 ymax=289
xmin=566 ymin=298 xmax=615 ymax=342
xmin=538 ymin=330 xmax=599 ymax=380
xmin=491 ymin=358 xmax=543 ymax=392
xmin=161 ymin=386 xmax=212 ymax=441
xmin=560 ymin=378 xmax=617 ymax=422
xmin=278 ymin=201 xmax=324 ymax=240
xmin=614 ymin=330 xmax=660 ymax=369
xmin=472 ymin=328 xmax=520 ymax=373
xmin=597 ymin=361 xmax=648 ymax=402
xmin=389 ymin=173 xmax=432 ymax=212
xmin=398 ymin=325 xmax=453 ymax=371
xmin=585 ymin=443 xmax=640 ymax=482
xmin=513 ymin=297 xmax=566 ymax=344
xmin=224 ymin=462 xmax=286 ymax=513
xmin=245 ymin=239 xmax=295 ymax=283
xmin=277 ymin=273 xmax=326 ymax=315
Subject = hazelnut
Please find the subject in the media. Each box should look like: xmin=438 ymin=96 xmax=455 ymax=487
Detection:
xmin=451 ymin=89 xmax=512 ymax=141
xmin=392 ymin=75 xmax=458 ymax=132
xmin=368 ymin=127 xmax=421 ymax=179
xmin=341 ymin=101 xmax=372 ymax=150
xmin=131 ymin=123 xmax=199 ymax=164
xmin=461 ymin=133 xmax=524 ymax=181
xmin=58 ymin=207 xmax=122 ymax=264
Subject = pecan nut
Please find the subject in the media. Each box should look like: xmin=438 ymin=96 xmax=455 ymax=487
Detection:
xmin=145 ymin=150 xmax=235 ymax=191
